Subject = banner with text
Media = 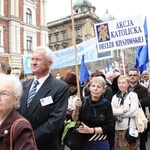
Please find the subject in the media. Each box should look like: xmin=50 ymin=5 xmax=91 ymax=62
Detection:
xmin=23 ymin=38 xmax=113 ymax=74
xmin=94 ymin=14 xmax=146 ymax=52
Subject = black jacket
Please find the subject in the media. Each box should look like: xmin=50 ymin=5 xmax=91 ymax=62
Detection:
xmin=130 ymin=83 xmax=150 ymax=108
xmin=79 ymin=95 xmax=114 ymax=141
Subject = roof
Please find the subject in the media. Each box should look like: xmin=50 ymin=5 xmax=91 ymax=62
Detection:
xmin=74 ymin=0 xmax=92 ymax=7
xmin=100 ymin=9 xmax=115 ymax=22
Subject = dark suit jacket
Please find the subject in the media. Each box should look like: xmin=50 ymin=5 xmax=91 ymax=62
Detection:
xmin=112 ymin=75 xmax=120 ymax=95
xmin=19 ymin=74 xmax=69 ymax=150
xmin=106 ymin=80 xmax=112 ymax=89
xmin=0 ymin=109 xmax=37 ymax=150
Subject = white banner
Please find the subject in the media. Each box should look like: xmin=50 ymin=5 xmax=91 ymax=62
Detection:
xmin=94 ymin=14 xmax=146 ymax=52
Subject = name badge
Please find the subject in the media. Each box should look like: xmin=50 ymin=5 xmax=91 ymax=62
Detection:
xmin=40 ymin=96 xmax=53 ymax=106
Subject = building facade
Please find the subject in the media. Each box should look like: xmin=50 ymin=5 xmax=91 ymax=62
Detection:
xmin=0 ymin=0 xmax=48 ymax=69
xmin=47 ymin=1 xmax=99 ymax=51
xmin=47 ymin=0 xmax=136 ymax=75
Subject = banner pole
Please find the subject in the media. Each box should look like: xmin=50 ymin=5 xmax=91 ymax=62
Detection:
xmin=70 ymin=0 xmax=81 ymax=98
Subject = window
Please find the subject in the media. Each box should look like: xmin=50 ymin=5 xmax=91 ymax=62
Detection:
xmin=56 ymin=47 xmax=59 ymax=51
xmin=55 ymin=34 xmax=59 ymax=42
xmin=26 ymin=8 xmax=32 ymax=24
xmin=0 ymin=31 xmax=1 ymax=46
xmin=0 ymin=26 xmax=4 ymax=47
xmin=76 ymin=29 xmax=81 ymax=37
xmin=0 ymin=0 xmax=4 ymax=16
xmin=27 ymin=36 xmax=32 ymax=50
xmin=54 ymin=44 xmax=60 ymax=51
xmin=49 ymin=35 xmax=51 ymax=43
xmin=62 ymin=32 xmax=66 ymax=40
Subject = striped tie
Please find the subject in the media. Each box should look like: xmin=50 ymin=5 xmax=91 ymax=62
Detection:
xmin=26 ymin=80 xmax=39 ymax=107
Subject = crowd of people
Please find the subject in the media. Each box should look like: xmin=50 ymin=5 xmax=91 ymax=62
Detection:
xmin=0 ymin=46 xmax=150 ymax=150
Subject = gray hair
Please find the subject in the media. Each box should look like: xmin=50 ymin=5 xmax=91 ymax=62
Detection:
xmin=0 ymin=74 xmax=23 ymax=109
xmin=0 ymin=62 xmax=11 ymax=74
xmin=105 ymin=71 xmax=114 ymax=79
xmin=90 ymin=76 xmax=106 ymax=89
xmin=34 ymin=46 xmax=53 ymax=62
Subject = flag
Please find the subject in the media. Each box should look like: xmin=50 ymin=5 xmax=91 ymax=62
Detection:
xmin=87 ymin=67 xmax=92 ymax=76
xmin=105 ymin=60 xmax=114 ymax=73
xmin=8 ymin=55 xmax=12 ymax=67
xmin=135 ymin=17 xmax=149 ymax=74
xmin=114 ymin=61 xmax=119 ymax=70
xmin=80 ymin=55 xmax=90 ymax=85
xmin=105 ymin=61 xmax=110 ymax=73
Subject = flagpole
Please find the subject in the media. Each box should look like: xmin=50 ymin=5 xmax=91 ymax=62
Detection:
xmin=70 ymin=0 xmax=81 ymax=98
xmin=146 ymin=16 xmax=150 ymax=70
xmin=120 ymin=49 xmax=126 ymax=75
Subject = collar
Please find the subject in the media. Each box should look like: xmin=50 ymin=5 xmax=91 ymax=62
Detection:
xmin=116 ymin=90 xmax=130 ymax=98
xmin=34 ymin=74 xmax=49 ymax=85
xmin=88 ymin=94 xmax=107 ymax=106
xmin=34 ymin=74 xmax=50 ymax=90
xmin=106 ymin=79 xmax=112 ymax=85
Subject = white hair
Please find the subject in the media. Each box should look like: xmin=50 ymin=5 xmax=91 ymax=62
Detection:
xmin=11 ymin=69 xmax=21 ymax=75
xmin=34 ymin=46 xmax=53 ymax=62
xmin=0 ymin=74 xmax=23 ymax=108
xmin=105 ymin=71 xmax=114 ymax=79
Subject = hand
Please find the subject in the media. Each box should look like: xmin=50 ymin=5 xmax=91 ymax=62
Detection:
xmin=75 ymin=98 xmax=82 ymax=109
xmin=76 ymin=122 xmax=95 ymax=134
xmin=77 ymin=122 xmax=90 ymax=134
xmin=123 ymin=108 xmax=130 ymax=113
xmin=148 ymin=88 xmax=150 ymax=94
xmin=67 ymin=108 xmax=75 ymax=115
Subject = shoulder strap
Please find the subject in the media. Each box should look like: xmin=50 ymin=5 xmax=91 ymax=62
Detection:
xmin=138 ymin=100 xmax=142 ymax=108
xmin=10 ymin=118 xmax=37 ymax=150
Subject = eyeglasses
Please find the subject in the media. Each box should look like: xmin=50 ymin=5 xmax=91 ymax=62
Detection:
xmin=128 ymin=74 xmax=138 ymax=77
xmin=0 ymin=91 xmax=11 ymax=98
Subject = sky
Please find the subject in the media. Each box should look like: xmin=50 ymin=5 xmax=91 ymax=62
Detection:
xmin=46 ymin=0 xmax=149 ymax=23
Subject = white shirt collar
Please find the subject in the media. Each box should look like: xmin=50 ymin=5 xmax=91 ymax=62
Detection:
xmin=34 ymin=74 xmax=50 ymax=91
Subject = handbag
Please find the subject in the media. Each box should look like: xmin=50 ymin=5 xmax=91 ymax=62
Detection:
xmin=10 ymin=118 xmax=37 ymax=150
xmin=125 ymin=127 xmax=138 ymax=142
xmin=135 ymin=100 xmax=148 ymax=133
xmin=61 ymin=119 xmax=83 ymax=150
xmin=125 ymin=117 xmax=138 ymax=143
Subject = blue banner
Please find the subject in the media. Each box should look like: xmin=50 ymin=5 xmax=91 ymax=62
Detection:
xmin=23 ymin=38 xmax=113 ymax=74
